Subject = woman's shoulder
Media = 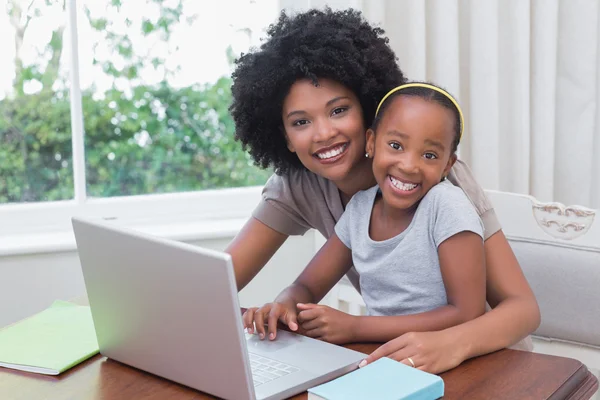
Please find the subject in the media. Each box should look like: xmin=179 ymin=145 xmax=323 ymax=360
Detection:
xmin=421 ymin=180 xmax=473 ymax=210
xmin=447 ymin=159 xmax=495 ymax=213
xmin=264 ymin=168 xmax=335 ymax=195
xmin=255 ymin=169 xmax=337 ymax=236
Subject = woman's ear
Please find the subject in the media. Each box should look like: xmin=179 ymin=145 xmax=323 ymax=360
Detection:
xmin=365 ymin=128 xmax=376 ymax=158
xmin=443 ymin=153 xmax=458 ymax=179
xmin=283 ymin=128 xmax=296 ymax=153
xmin=287 ymin=139 xmax=296 ymax=153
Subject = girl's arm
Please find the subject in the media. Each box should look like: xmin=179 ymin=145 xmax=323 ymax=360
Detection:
xmin=225 ymin=217 xmax=289 ymax=291
xmin=352 ymin=230 xmax=486 ymax=343
xmin=448 ymin=230 xmax=540 ymax=357
xmin=290 ymin=233 xmax=354 ymax=304
xmin=363 ymin=230 xmax=540 ymax=373
xmin=246 ymin=233 xmax=354 ymax=340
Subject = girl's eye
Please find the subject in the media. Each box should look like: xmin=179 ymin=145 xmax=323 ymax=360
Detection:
xmin=424 ymin=152 xmax=438 ymax=160
xmin=331 ymin=107 xmax=348 ymax=116
xmin=292 ymin=119 xmax=310 ymax=127
xmin=389 ymin=142 xmax=403 ymax=151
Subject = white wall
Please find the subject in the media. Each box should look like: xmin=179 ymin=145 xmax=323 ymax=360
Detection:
xmin=0 ymin=232 xmax=317 ymax=328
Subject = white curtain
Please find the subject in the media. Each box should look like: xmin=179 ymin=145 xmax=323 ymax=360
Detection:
xmin=280 ymin=0 xmax=600 ymax=209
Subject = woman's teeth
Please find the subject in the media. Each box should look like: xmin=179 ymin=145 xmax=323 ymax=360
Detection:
xmin=389 ymin=176 xmax=418 ymax=191
xmin=316 ymin=144 xmax=347 ymax=159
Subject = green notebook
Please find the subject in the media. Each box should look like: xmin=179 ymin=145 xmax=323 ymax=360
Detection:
xmin=0 ymin=300 xmax=99 ymax=375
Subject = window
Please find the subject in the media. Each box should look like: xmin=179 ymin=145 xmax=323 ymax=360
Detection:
xmin=0 ymin=0 xmax=278 ymax=239
xmin=1 ymin=0 xmax=72 ymax=203
xmin=79 ymin=0 xmax=273 ymax=198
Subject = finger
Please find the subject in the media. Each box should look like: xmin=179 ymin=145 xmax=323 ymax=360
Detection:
xmin=411 ymin=358 xmax=428 ymax=372
xmin=296 ymin=302 xmax=319 ymax=310
xmin=267 ymin=308 xmax=281 ymax=340
xmin=361 ymin=336 xmax=409 ymax=366
xmin=401 ymin=356 xmax=419 ymax=369
xmin=294 ymin=323 xmax=310 ymax=336
xmin=284 ymin=310 xmax=299 ymax=331
xmin=243 ymin=308 xmax=257 ymax=333
xmin=254 ymin=308 xmax=268 ymax=339
xmin=399 ymin=359 xmax=411 ymax=367
xmin=304 ymin=327 xmax=324 ymax=339
xmin=300 ymin=317 xmax=323 ymax=331
xmin=297 ymin=308 xmax=320 ymax=323
xmin=385 ymin=347 xmax=414 ymax=364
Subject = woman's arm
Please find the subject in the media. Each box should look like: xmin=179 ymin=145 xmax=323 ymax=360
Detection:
xmin=352 ymin=231 xmax=486 ymax=343
xmin=363 ymin=230 xmax=540 ymax=373
xmin=451 ymin=229 xmax=540 ymax=357
xmin=225 ymin=217 xmax=289 ymax=291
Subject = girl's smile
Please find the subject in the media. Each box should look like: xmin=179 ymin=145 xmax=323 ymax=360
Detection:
xmin=387 ymin=175 xmax=421 ymax=195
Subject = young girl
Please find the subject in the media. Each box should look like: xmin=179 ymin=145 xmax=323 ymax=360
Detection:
xmin=229 ymin=8 xmax=539 ymax=373
xmin=243 ymin=83 xmax=487 ymax=352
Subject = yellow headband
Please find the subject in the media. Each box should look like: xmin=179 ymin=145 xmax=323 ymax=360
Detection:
xmin=375 ymin=83 xmax=464 ymax=140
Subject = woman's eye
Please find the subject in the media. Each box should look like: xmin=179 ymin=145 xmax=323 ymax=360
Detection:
xmin=292 ymin=119 xmax=310 ymax=127
xmin=331 ymin=107 xmax=348 ymax=116
xmin=424 ymin=152 xmax=438 ymax=160
xmin=389 ymin=142 xmax=403 ymax=151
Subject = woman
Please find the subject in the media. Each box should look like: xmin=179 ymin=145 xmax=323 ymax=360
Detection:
xmin=226 ymin=8 xmax=540 ymax=373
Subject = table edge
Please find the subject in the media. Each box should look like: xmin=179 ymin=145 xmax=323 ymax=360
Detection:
xmin=564 ymin=370 xmax=600 ymax=400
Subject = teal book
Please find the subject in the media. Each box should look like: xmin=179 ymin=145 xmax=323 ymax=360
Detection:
xmin=0 ymin=300 xmax=99 ymax=375
xmin=307 ymin=357 xmax=444 ymax=400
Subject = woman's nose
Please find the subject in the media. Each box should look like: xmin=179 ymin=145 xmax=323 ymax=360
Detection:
xmin=313 ymin=119 xmax=337 ymax=142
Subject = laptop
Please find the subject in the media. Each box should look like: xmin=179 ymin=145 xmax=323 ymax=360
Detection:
xmin=72 ymin=217 xmax=365 ymax=400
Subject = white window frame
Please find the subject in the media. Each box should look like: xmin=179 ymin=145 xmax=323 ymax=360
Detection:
xmin=0 ymin=0 xmax=267 ymax=255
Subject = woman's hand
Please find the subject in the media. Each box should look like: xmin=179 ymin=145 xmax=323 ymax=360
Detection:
xmin=243 ymin=302 xmax=299 ymax=340
xmin=360 ymin=330 xmax=465 ymax=374
xmin=297 ymin=303 xmax=358 ymax=345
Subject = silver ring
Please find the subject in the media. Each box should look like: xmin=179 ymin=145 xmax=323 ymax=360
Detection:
xmin=407 ymin=357 xmax=416 ymax=368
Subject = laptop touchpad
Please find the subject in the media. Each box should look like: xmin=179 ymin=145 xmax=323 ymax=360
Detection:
xmin=245 ymin=331 xmax=304 ymax=353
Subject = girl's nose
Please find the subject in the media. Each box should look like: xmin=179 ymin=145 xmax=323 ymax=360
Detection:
xmin=398 ymin=153 xmax=420 ymax=175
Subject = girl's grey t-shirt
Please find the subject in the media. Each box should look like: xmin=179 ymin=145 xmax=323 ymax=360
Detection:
xmin=334 ymin=181 xmax=484 ymax=316
xmin=252 ymin=159 xmax=500 ymax=293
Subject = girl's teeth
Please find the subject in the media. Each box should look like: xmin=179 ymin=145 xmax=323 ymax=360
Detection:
xmin=390 ymin=176 xmax=418 ymax=191
xmin=317 ymin=144 xmax=346 ymax=159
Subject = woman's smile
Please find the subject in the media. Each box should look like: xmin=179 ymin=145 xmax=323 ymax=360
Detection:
xmin=313 ymin=143 xmax=349 ymax=164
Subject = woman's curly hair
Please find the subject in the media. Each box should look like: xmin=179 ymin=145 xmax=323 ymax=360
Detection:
xmin=229 ymin=8 xmax=406 ymax=174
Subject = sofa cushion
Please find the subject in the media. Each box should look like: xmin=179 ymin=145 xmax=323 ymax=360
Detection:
xmin=509 ymin=238 xmax=600 ymax=348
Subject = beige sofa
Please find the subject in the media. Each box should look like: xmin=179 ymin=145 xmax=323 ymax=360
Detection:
xmin=487 ymin=190 xmax=600 ymax=396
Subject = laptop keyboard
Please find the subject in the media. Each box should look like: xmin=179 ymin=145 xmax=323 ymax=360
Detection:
xmin=248 ymin=352 xmax=300 ymax=387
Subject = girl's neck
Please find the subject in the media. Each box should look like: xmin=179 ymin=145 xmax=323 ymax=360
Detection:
xmin=369 ymin=194 xmax=418 ymax=241
xmin=335 ymin=158 xmax=377 ymax=206
xmin=379 ymin=198 xmax=418 ymax=222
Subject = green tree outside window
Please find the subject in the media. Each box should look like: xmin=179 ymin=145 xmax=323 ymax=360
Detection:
xmin=0 ymin=0 xmax=271 ymax=204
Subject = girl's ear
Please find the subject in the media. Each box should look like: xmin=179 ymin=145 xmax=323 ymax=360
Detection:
xmin=365 ymin=128 xmax=376 ymax=157
xmin=443 ymin=153 xmax=458 ymax=179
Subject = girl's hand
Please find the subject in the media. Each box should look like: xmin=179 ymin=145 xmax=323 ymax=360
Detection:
xmin=243 ymin=302 xmax=299 ymax=340
xmin=297 ymin=303 xmax=358 ymax=345
xmin=359 ymin=330 xmax=465 ymax=374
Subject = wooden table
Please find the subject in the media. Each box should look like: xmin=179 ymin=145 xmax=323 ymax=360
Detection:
xmin=0 ymin=344 xmax=597 ymax=400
